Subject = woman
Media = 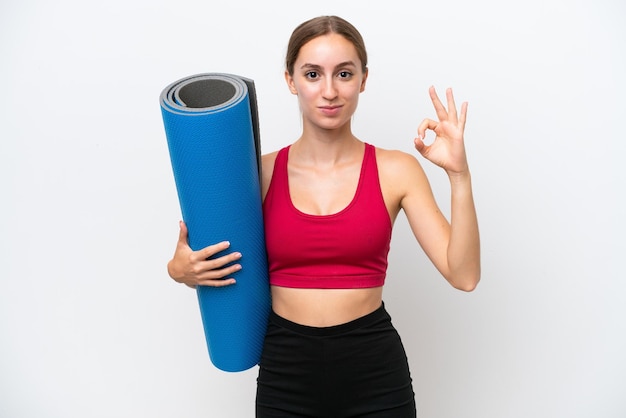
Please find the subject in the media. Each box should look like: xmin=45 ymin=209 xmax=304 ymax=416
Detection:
xmin=168 ymin=15 xmax=480 ymax=417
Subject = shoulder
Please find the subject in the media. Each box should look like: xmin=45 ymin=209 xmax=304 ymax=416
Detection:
xmin=260 ymin=150 xmax=280 ymax=199
xmin=261 ymin=150 xmax=279 ymax=171
xmin=373 ymin=145 xmax=432 ymax=207
xmin=374 ymin=145 xmax=426 ymax=181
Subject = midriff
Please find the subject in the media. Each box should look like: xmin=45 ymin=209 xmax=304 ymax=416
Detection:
xmin=270 ymin=286 xmax=383 ymax=327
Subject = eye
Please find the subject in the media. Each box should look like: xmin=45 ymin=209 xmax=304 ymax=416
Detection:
xmin=305 ymin=71 xmax=319 ymax=80
xmin=338 ymin=71 xmax=353 ymax=79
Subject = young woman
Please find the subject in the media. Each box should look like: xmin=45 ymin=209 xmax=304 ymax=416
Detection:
xmin=168 ymin=15 xmax=480 ymax=417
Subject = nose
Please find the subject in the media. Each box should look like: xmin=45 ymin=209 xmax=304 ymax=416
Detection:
xmin=321 ymin=78 xmax=338 ymax=101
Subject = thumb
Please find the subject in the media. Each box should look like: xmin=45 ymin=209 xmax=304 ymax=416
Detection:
xmin=414 ymin=136 xmax=427 ymax=156
xmin=177 ymin=220 xmax=189 ymax=245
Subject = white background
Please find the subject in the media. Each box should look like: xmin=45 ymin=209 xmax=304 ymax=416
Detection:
xmin=1 ymin=0 xmax=624 ymax=417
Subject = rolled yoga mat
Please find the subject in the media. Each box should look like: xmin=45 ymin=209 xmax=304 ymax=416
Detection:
xmin=160 ymin=73 xmax=271 ymax=372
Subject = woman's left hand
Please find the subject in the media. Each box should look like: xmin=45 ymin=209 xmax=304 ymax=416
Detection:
xmin=414 ymin=86 xmax=469 ymax=176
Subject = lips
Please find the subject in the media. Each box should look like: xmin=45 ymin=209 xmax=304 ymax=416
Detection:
xmin=319 ymin=105 xmax=342 ymax=116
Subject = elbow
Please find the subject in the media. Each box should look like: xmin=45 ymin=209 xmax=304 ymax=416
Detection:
xmin=454 ymin=279 xmax=479 ymax=292
xmin=449 ymin=271 xmax=481 ymax=292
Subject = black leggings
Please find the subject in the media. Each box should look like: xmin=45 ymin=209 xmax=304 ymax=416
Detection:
xmin=256 ymin=303 xmax=416 ymax=417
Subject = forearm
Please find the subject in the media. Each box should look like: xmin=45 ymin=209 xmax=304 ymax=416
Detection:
xmin=446 ymin=171 xmax=481 ymax=291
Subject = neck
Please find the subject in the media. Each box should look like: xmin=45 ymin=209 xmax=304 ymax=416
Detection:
xmin=293 ymin=121 xmax=362 ymax=165
xmin=292 ymin=135 xmax=363 ymax=165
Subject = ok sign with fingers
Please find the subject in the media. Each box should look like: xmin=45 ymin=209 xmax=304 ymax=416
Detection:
xmin=414 ymin=86 xmax=469 ymax=176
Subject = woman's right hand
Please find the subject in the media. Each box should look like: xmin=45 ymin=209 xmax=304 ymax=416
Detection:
xmin=167 ymin=221 xmax=241 ymax=288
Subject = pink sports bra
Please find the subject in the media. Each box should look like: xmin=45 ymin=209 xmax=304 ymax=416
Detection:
xmin=263 ymin=143 xmax=392 ymax=289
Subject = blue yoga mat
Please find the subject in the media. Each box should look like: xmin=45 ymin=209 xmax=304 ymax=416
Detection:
xmin=160 ymin=73 xmax=271 ymax=372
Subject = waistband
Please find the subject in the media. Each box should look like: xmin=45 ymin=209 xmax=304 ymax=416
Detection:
xmin=268 ymin=302 xmax=390 ymax=337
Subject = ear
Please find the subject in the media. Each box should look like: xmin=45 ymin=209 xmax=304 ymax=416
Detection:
xmin=285 ymin=70 xmax=298 ymax=95
xmin=360 ymin=68 xmax=369 ymax=93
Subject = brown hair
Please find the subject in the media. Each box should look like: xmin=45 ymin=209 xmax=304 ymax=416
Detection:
xmin=285 ymin=16 xmax=368 ymax=76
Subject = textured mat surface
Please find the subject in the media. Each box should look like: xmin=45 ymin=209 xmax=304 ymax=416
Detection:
xmin=160 ymin=73 xmax=270 ymax=372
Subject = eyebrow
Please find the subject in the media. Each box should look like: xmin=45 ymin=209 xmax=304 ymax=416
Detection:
xmin=299 ymin=61 xmax=358 ymax=71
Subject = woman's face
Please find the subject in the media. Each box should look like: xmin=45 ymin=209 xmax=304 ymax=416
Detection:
xmin=285 ymin=33 xmax=368 ymax=132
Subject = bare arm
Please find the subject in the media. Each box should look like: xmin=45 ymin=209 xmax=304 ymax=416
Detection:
xmin=168 ymin=151 xmax=277 ymax=289
xmin=167 ymin=221 xmax=242 ymax=288
xmin=395 ymin=87 xmax=480 ymax=290
xmin=442 ymin=170 xmax=480 ymax=290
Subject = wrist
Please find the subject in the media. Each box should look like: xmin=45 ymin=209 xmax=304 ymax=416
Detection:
xmin=447 ymin=169 xmax=471 ymax=186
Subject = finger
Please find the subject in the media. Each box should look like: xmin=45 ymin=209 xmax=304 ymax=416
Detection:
xmin=413 ymin=136 xmax=428 ymax=156
xmin=197 ymin=278 xmax=236 ymax=287
xmin=446 ymin=88 xmax=458 ymax=124
xmin=197 ymin=262 xmax=242 ymax=284
xmin=429 ymin=86 xmax=448 ymax=121
xmin=177 ymin=220 xmax=189 ymax=244
xmin=203 ymin=250 xmax=242 ymax=271
xmin=197 ymin=240 xmax=233 ymax=261
xmin=459 ymin=101 xmax=468 ymax=132
xmin=417 ymin=118 xmax=439 ymax=139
